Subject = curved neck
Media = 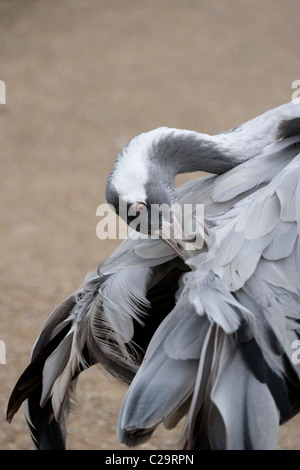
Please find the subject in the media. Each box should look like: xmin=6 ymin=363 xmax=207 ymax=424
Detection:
xmin=150 ymin=129 xmax=237 ymax=176
xmin=147 ymin=103 xmax=288 ymax=177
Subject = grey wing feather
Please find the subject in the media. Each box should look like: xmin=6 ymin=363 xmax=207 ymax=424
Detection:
xmin=118 ymin=294 xmax=202 ymax=446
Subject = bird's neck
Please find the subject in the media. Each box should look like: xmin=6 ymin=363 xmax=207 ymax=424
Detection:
xmin=149 ymin=128 xmax=242 ymax=176
xmin=149 ymin=105 xmax=283 ymax=176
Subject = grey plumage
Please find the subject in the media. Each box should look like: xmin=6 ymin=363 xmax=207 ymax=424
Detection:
xmin=7 ymin=100 xmax=300 ymax=450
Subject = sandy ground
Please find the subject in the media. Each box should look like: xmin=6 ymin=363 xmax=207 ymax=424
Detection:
xmin=1 ymin=0 xmax=300 ymax=450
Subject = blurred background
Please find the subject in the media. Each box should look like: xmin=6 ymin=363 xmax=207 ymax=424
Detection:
xmin=1 ymin=0 xmax=300 ymax=450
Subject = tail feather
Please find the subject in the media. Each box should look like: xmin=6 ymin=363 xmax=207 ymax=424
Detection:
xmin=7 ymin=322 xmax=71 ymax=424
xmin=38 ymin=419 xmax=67 ymax=450
xmin=32 ymin=295 xmax=76 ymax=358
xmin=7 ymin=322 xmax=74 ymax=449
xmin=6 ymin=274 xmax=111 ymax=449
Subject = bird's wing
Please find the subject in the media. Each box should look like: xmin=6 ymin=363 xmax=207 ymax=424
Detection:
xmin=118 ymin=117 xmax=300 ymax=450
xmin=186 ymin=149 xmax=300 ymax=449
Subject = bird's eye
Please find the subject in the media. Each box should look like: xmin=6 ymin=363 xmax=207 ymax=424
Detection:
xmin=136 ymin=202 xmax=147 ymax=213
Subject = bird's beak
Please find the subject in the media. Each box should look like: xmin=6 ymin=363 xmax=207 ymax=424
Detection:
xmin=154 ymin=213 xmax=200 ymax=261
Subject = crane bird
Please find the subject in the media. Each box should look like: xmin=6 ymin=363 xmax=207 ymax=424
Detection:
xmin=7 ymin=101 xmax=300 ymax=450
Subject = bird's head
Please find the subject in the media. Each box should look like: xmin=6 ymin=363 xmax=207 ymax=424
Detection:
xmin=105 ymin=128 xmax=195 ymax=259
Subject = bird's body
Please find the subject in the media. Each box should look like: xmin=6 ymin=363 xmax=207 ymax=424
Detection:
xmin=7 ymin=101 xmax=300 ymax=449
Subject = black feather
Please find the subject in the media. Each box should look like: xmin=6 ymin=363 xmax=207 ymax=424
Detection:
xmin=6 ymin=323 xmax=71 ymax=424
xmin=237 ymin=322 xmax=291 ymax=421
xmin=277 ymin=118 xmax=300 ymax=140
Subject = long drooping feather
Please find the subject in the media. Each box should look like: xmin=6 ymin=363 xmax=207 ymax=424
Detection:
xmin=7 ymin=253 xmax=187 ymax=448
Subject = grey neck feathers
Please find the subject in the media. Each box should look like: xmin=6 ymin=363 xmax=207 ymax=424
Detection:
xmin=148 ymin=128 xmax=242 ymax=177
xmin=147 ymin=103 xmax=287 ymax=176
